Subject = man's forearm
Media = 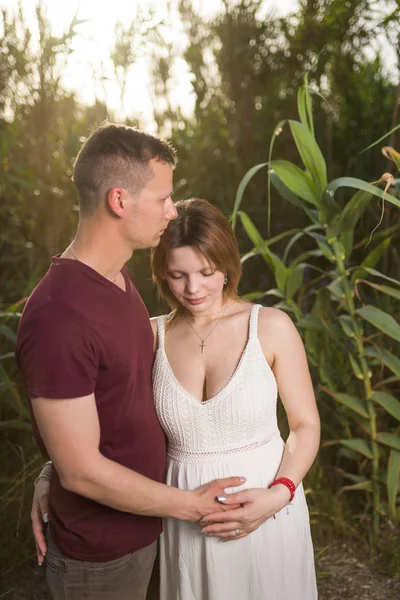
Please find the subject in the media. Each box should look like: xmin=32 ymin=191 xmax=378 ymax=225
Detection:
xmin=59 ymin=455 xmax=195 ymax=521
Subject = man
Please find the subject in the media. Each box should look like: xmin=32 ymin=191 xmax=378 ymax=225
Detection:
xmin=17 ymin=123 xmax=244 ymax=600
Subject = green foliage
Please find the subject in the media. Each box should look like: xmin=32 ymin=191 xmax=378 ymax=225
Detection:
xmin=232 ymin=79 xmax=400 ymax=551
xmin=1 ymin=0 xmax=400 ymax=575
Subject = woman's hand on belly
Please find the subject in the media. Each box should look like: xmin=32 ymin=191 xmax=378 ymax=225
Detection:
xmin=199 ymin=485 xmax=290 ymax=540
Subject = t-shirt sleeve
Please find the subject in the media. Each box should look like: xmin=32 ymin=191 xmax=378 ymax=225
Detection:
xmin=17 ymin=302 xmax=99 ymax=400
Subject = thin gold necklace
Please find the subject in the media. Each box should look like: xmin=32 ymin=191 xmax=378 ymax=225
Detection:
xmin=184 ymin=304 xmax=229 ymax=353
xmin=69 ymin=245 xmax=117 ymax=284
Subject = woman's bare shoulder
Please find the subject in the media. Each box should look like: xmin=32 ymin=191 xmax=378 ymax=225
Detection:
xmin=257 ymin=306 xmax=298 ymax=337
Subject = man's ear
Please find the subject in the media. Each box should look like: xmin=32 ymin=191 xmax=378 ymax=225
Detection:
xmin=107 ymin=187 xmax=125 ymax=217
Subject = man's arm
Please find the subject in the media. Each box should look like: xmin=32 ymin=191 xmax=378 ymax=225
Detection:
xmin=32 ymin=394 xmax=244 ymax=523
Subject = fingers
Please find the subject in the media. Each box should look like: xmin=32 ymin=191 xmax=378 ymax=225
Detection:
xmin=202 ymin=526 xmax=249 ymax=541
xmin=217 ymin=476 xmax=246 ymax=493
xmin=218 ymin=490 xmax=249 ymax=505
xmin=31 ymin=500 xmax=47 ymax=565
xmin=200 ymin=507 xmax=246 ymax=526
xmin=201 ymin=521 xmax=242 ymax=535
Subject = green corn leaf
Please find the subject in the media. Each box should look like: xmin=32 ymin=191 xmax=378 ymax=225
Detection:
xmin=351 ymin=238 xmax=392 ymax=283
xmin=340 ymin=229 xmax=354 ymax=261
xmin=273 ymin=301 xmax=293 ymax=312
xmin=357 ymin=281 xmax=400 ymax=301
xmin=360 ymin=124 xmax=400 ymax=154
xmin=359 ymin=267 xmax=400 ymax=287
xmin=387 ymin=450 xmax=400 ymax=520
xmin=372 ymin=391 xmax=400 ymax=422
xmin=270 ymin=160 xmax=321 ymax=206
xmin=266 ymin=228 xmax=304 ymax=247
xmin=269 ymin=170 xmax=306 ymax=209
xmin=240 ymin=251 xmax=258 ymax=264
xmin=298 ymin=313 xmax=327 ymax=334
xmin=288 ymin=120 xmax=327 ymax=190
xmin=291 ymin=249 xmax=324 ymax=269
xmin=231 ymin=162 xmax=268 ymax=229
xmin=338 ymin=315 xmax=361 ymax=339
xmin=328 ymin=279 xmax=346 ymax=300
xmin=349 ymin=353 xmax=364 ymax=380
xmin=364 ymin=346 xmax=400 ymax=378
xmin=285 ymin=263 xmax=306 ymax=300
xmin=297 ymin=81 xmax=314 ymax=135
xmin=307 ymin=232 xmax=336 ymax=262
xmin=283 ymin=225 xmax=321 ymax=263
xmin=270 ymin=172 xmax=320 ymax=225
xmin=238 ymin=212 xmax=288 ymax=288
xmin=338 ymin=480 xmax=373 ymax=495
xmin=324 ymin=177 xmax=400 ymax=210
xmin=357 ymin=305 xmax=400 ymax=343
xmin=341 ymin=473 xmax=370 ymax=484
xmin=328 ymin=190 xmax=373 ymax=236
xmin=338 ymin=447 xmax=359 ymax=461
xmin=331 ymin=392 xmax=369 ymax=418
xmin=272 ymin=256 xmax=289 ymax=292
xmin=238 ymin=211 xmax=265 ymax=248
xmin=238 ymin=214 xmax=277 ymax=270
xmin=340 ymin=439 xmax=373 ymax=459
xmin=377 ymin=433 xmax=400 ymax=452
xmin=357 ymin=223 xmax=400 ymax=247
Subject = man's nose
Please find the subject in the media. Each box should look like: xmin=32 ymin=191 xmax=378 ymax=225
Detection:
xmin=166 ymin=198 xmax=177 ymax=220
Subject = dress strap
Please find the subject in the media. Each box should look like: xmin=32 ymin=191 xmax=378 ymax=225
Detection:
xmin=156 ymin=315 xmax=167 ymax=349
xmin=249 ymin=304 xmax=262 ymax=341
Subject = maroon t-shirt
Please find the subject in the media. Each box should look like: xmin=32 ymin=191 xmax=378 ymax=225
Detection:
xmin=16 ymin=257 xmax=166 ymax=561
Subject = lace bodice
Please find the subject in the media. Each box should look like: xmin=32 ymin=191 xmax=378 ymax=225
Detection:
xmin=152 ymin=304 xmax=279 ymax=456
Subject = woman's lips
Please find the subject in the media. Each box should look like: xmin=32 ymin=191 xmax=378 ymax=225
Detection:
xmin=185 ymin=297 xmax=206 ymax=305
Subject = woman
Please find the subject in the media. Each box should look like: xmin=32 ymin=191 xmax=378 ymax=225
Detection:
xmin=32 ymin=198 xmax=319 ymax=599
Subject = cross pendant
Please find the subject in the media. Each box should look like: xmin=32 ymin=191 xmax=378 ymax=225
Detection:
xmin=200 ymin=341 xmax=206 ymax=353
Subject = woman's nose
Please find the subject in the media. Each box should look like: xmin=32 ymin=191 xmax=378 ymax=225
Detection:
xmin=185 ymin=276 xmax=199 ymax=294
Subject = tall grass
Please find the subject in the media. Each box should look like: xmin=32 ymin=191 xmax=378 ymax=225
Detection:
xmin=232 ymin=78 xmax=400 ymax=550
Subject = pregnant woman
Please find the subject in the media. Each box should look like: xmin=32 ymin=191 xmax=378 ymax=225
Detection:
xmin=32 ymin=198 xmax=319 ymax=599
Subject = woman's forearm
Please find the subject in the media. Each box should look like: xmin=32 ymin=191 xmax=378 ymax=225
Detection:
xmin=275 ymin=422 xmax=320 ymax=488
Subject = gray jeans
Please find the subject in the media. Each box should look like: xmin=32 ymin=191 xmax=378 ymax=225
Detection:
xmin=46 ymin=530 xmax=158 ymax=600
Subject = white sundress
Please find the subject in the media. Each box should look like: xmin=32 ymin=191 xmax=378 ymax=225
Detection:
xmin=152 ymin=304 xmax=318 ymax=600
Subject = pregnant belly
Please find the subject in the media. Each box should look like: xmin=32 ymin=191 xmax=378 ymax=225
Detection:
xmin=165 ymin=435 xmax=285 ymax=493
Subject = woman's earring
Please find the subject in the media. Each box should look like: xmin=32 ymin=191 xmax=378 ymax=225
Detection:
xmin=223 ymin=275 xmax=228 ymax=285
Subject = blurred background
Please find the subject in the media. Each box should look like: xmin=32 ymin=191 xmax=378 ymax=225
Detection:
xmin=1 ymin=0 xmax=400 ymax=597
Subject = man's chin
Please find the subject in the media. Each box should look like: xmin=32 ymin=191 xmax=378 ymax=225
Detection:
xmin=151 ymin=236 xmax=162 ymax=248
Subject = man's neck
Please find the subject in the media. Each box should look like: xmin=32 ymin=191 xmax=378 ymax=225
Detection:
xmin=63 ymin=219 xmax=132 ymax=284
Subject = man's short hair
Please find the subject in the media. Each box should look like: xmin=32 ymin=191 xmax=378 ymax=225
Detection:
xmin=73 ymin=122 xmax=177 ymax=217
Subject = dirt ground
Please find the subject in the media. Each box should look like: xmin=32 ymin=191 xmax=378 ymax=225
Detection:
xmin=1 ymin=541 xmax=399 ymax=599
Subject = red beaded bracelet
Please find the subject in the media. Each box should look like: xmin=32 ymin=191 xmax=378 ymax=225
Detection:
xmin=269 ymin=477 xmax=296 ymax=502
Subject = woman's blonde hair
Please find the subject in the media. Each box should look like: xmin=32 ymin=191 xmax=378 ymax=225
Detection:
xmin=151 ymin=198 xmax=242 ymax=324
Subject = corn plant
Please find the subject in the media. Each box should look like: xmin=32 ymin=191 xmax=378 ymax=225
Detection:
xmin=231 ymin=78 xmax=400 ymax=549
